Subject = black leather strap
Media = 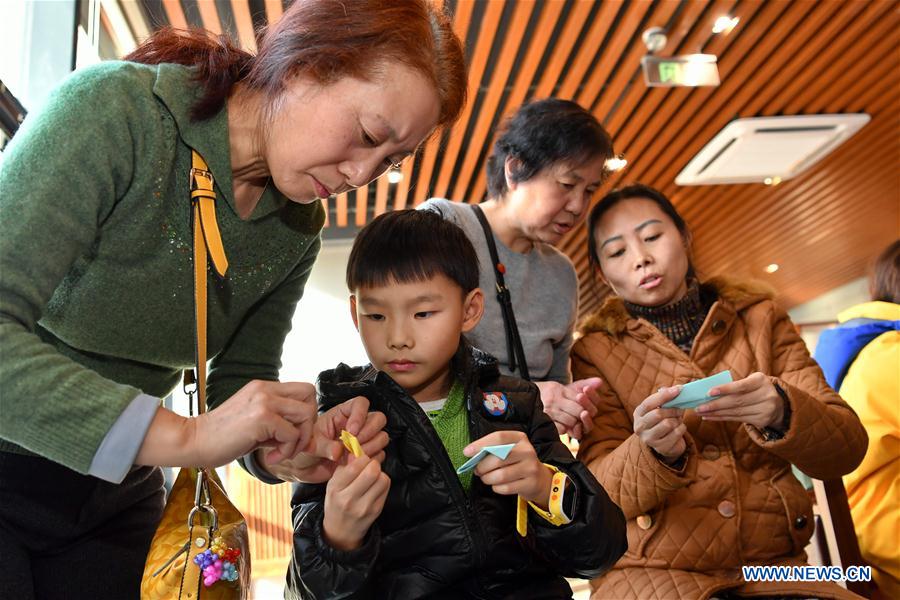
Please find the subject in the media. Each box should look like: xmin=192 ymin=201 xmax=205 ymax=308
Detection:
xmin=470 ymin=204 xmax=530 ymax=381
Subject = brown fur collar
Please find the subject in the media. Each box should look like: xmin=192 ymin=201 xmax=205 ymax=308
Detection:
xmin=579 ymin=276 xmax=775 ymax=336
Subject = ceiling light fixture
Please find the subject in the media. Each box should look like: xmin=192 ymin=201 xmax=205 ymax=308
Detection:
xmin=712 ymin=16 xmax=740 ymax=34
xmin=765 ymin=263 xmax=780 ymax=274
xmin=605 ymin=156 xmax=628 ymax=172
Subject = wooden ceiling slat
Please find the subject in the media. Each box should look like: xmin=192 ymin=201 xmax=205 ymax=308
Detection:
xmin=762 ymin=0 xmax=895 ymax=116
xmin=230 ymin=0 xmax=258 ymax=52
xmin=354 ymin=185 xmax=369 ymax=227
xmin=447 ymin=0 xmax=536 ymax=201
xmin=848 ymin=69 xmax=900 ymax=113
xmin=602 ymin=0 xmax=719 ymax=135
xmin=196 ymin=0 xmax=223 ymax=35
xmin=335 ymin=192 xmax=348 ymax=228
xmin=786 ymin=9 xmax=899 ymax=115
xmin=431 ymin=0 xmax=505 ymax=200
xmin=576 ymin=0 xmax=660 ymax=110
xmin=465 ymin=0 xmax=567 ymax=204
xmin=531 ymin=0 xmax=596 ymax=99
xmin=564 ymin=0 xmax=793 ymax=269
xmin=393 ymin=159 xmax=416 ymax=211
xmin=119 ymin=0 xmax=151 ymax=41
xmin=579 ymin=0 xmax=680 ymax=123
xmin=741 ymin=0 xmax=866 ymax=116
xmin=411 ymin=0 xmax=476 ymax=206
xmin=161 ymin=0 xmax=188 ymax=29
xmin=556 ymin=1 xmax=623 ymax=100
xmin=808 ymin=32 xmax=900 ymax=114
xmin=374 ymin=173 xmax=390 ymax=218
xmin=263 ymin=0 xmax=282 ymax=24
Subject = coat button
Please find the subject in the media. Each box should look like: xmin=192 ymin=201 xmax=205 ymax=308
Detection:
xmin=636 ymin=514 xmax=653 ymax=530
xmin=711 ymin=319 xmax=727 ymax=334
xmin=794 ymin=515 xmax=808 ymax=530
xmin=718 ymin=500 xmax=736 ymax=518
xmin=701 ymin=445 xmax=720 ymax=461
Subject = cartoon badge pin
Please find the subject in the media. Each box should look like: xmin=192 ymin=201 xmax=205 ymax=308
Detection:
xmin=482 ymin=392 xmax=508 ymax=416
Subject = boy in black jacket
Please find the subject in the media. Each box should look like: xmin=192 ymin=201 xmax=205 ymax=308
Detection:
xmin=287 ymin=210 xmax=626 ymax=599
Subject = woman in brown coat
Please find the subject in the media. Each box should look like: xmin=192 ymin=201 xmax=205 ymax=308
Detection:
xmin=571 ymin=183 xmax=868 ymax=600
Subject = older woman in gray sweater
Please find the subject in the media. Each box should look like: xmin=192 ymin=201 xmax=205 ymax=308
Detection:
xmin=422 ymin=98 xmax=614 ymax=440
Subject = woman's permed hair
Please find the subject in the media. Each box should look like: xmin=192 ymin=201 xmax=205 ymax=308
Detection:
xmin=125 ymin=0 xmax=467 ymax=127
xmin=870 ymin=239 xmax=900 ymax=304
xmin=587 ymin=183 xmax=696 ymax=279
xmin=347 ymin=209 xmax=480 ymax=294
xmin=485 ymin=98 xmax=614 ymax=199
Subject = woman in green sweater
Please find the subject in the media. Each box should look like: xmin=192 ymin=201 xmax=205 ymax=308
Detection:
xmin=0 ymin=1 xmax=466 ymax=597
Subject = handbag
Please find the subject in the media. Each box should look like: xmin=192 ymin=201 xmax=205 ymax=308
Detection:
xmin=141 ymin=150 xmax=250 ymax=599
xmin=470 ymin=204 xmax=530 ymax=380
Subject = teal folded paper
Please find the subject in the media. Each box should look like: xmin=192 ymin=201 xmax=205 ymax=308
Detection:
xmin=456 ymin=443 xmax=516 ymax=474
xmin=662 ymin=370 xmax=733 ymax=409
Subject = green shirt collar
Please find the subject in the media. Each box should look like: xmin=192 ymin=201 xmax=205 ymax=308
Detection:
xmin=151 ymin=63 xmax=287 ymax=220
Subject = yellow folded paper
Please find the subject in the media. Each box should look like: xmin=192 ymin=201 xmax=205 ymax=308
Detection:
xmin=340 ymin=430 xmax=364 ymax=458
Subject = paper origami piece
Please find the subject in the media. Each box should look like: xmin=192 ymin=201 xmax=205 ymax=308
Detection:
xmin=340 ymin=430 xmax=364 ymax=458
xmin=455 ymin=443 xmax=516 ymax=474
xmin=662 ymin=370 xmax=733 ymax=409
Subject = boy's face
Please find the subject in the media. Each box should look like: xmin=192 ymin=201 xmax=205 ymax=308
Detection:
xmin=351 ymin=274 xmax=484 ymax=403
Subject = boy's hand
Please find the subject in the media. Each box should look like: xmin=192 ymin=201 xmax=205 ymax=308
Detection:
xmin=464 ymin=431 xmax=554 ymax=508
xmin=322 ymin=454 xmax=391 ymax=551
xmin=259 ymin=396 xmax=390 ymax=483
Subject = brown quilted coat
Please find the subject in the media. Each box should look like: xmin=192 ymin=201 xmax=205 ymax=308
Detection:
xmin=572 ymin=278 xmax=868 ymax=600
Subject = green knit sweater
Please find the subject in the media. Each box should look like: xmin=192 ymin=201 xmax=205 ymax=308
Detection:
xmin=0 ymin=61 xmax=325 ymax=473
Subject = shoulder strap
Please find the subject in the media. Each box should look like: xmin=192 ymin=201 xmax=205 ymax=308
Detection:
xmin=188 ymin=150 xmax=229 ymax=413
xmin=470 ymin=204 xmax=530 ymax=381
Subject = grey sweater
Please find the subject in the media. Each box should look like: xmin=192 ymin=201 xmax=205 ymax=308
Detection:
xmin=420 ymin=199 xmax=577 ymax=383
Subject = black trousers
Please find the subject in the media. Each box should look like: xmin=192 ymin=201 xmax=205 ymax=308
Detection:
xmin=0 ymin=452 xmax=165 ymax=600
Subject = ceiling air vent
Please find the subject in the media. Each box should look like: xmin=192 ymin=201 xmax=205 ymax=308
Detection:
xmin=675 ymin=114 xmax=870 ymax=186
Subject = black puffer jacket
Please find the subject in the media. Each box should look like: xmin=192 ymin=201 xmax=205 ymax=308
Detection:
xmin=287 ymin=344 xmax=626 ymax=599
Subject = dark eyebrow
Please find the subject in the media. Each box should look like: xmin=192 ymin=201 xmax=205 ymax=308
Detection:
xmin=599 ymin=219 xmax=664 ymax=250
xmin=635 ymin=219 xmax=663 ymax=232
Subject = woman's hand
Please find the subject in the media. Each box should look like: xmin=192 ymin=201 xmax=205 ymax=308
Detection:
xmin=263 ymin=396 xmax=390 ymax=483
xmin=536 ymin=378 xmax=602 ymax=439
xmin=633 ymin=386 xmax=688 ymax=463
xmin=137 ymin=379 xmax=320 ymax=469
xmin=322 ymin=454 xmax=391 ymax=551
xmin=696 ymin=372 xmax=785 ymax=431
xmin=464 ymin=431 xmax=554 ymax=507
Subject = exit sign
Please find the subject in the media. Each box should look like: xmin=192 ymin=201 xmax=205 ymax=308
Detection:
xmin=642 ymin=54 xmax=720 ymax=87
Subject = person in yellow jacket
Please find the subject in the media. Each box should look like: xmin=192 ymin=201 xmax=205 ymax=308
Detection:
xmin=815 ymin=239 xmax=900 ymax=600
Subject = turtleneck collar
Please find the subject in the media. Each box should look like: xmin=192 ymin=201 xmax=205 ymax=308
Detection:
xmin=624 ymin=279 xmax=711 ymax=353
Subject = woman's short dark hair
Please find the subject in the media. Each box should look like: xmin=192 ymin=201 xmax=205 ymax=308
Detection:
xmin=870 ymin=239 xmax=900 ymax=304
xmin=125 ymin=0 xmax=466 ymax=126
xmin=347 ymin=209 xmax=479 ymax=294
xmin=587 ymin=183 xmax=695 ymax=279
xmin=485 ymin=98 xmax=614 ymax=199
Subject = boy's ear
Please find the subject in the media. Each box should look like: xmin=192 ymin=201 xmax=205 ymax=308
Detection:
xmin=349 ymin=294 xmax=360 ymax=331
xmin=461 ymin=288 xmax=484 ymax=333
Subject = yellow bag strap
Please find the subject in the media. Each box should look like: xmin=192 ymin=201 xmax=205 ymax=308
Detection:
xmin=189 ymin=150 xmax=229 ymax=413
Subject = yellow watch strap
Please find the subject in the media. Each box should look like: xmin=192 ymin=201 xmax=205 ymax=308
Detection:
xmin=515 ymin=464 xmax=572 ymax=537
